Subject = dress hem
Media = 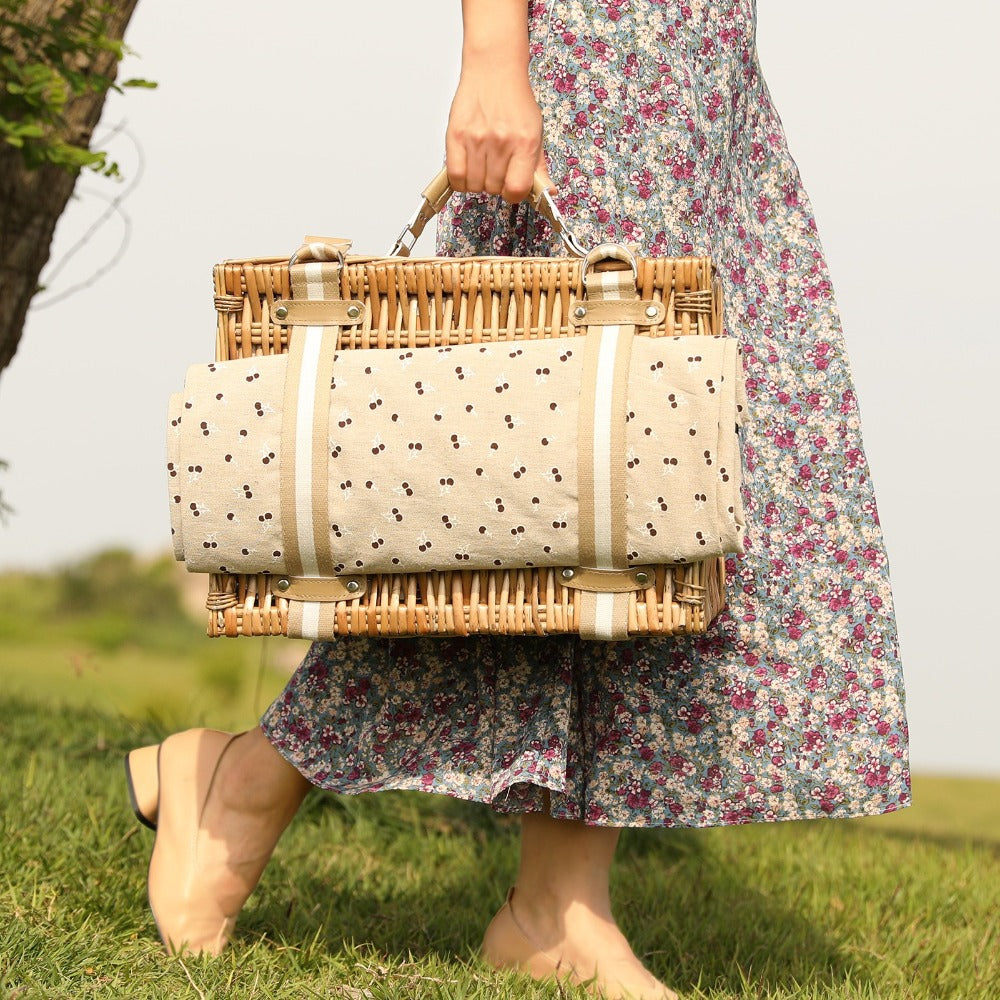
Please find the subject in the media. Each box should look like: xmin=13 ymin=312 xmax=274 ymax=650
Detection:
xmin=259 ymin=722 xmax=911 ymax=831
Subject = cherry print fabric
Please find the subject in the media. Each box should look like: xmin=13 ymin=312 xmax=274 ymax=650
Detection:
xmin=168 ymin=334 xmax=746 ymax=578
xmin=260 ymin=0 xmax=911 ymax=826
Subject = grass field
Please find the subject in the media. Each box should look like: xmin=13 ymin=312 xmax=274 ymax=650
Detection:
xmin=1 ymin=554 xmax=998 ymax=998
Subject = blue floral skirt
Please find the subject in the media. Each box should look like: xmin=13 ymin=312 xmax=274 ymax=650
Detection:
xmin=260 ymin=0 xmax=910 ymax=828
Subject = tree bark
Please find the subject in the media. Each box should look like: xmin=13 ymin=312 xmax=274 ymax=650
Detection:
xmin=0 ymin=0 xmax=141 ymax=374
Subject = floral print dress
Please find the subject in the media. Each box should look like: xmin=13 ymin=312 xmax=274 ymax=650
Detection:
xmin=260 ymin=0 xmax=911 ymax=827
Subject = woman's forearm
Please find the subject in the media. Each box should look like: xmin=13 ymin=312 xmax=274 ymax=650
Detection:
xmin=461 ymin=0 xmax=529 ymax=72
xmin=448 ymin=0 xmax=555 ymax=200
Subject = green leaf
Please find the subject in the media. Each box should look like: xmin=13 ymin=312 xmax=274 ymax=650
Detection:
xmin=13 ymin=123 xmax=46 ymax=138
xmin=0 ymin=0 xmax=158 ymax=178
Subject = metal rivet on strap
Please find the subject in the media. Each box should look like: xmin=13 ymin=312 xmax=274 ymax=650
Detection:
xmin=634 ymin=571 xmax=650 ymax=587
xmin=275 ymin=577 xmax=291 ymax=592
xmin=275 ymin=305 xmax=288 ymax=320
xmin=346 ymin=579 xmax=361 ymax=593
xmin=346 ymin=304 xmax=361 ymax=319
xmin=645 ymin=305 xmax=659 ymax=318
xmin=561 ymin=568 xmax=575 ymax=580
xmin=573 ymin=305 xmax=587 ymax=318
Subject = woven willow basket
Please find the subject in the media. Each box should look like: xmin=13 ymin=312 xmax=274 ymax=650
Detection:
xmin=200 ymin=170 xmax=731 ymax=638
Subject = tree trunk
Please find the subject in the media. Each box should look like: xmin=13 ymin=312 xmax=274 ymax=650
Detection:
xmin=0 ymin=0 xmax=141 ymax=374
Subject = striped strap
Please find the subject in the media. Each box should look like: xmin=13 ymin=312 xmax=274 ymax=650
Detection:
xmin=576 ymin=247 xmax=639 ymax=641
xmin=280 ymin=260 xmax=344 ymax=637
xmin=287 ymin=599 xmax=343 ymax=640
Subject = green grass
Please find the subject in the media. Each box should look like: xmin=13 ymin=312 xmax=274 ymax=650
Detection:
xmin=1 ymin=553 xmax=998 ymax=998
xmin=0 ymin=698 xmax=997 ymax=999
xmin=0 ymin=551 xmax=312 ymax=730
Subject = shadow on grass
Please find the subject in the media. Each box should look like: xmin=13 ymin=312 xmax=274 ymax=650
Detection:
xmin=4 ymin=695 xmax=949 ymax=997
xmin=234 ymin=789 xmax=881 ymax=998
xmin=837 ymin=818 xmax=1000 ymax=858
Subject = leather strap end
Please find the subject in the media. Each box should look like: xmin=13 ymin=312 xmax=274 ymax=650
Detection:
xmin=558 ymin=565 xmax=657 ymax=593
xmin=271 ymin=576 xmax=367 ymax=602
xmin=272 ymin=300 xmax=367 ymax=326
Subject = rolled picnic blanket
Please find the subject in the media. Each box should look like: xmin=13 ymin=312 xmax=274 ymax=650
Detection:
xmin=166 ymin=332 xmax=747 ymax=576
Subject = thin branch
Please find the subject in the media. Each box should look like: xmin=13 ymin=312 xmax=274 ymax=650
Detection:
xmin=0 ymin=458 xmax=12 ymax=525
xmin=40 ymin=120 xmax=136 ymax=286
xmin=30 ymin=187 xmax=133 ymax=309
xmin=31 ymin=120 xmax=144 ymax=310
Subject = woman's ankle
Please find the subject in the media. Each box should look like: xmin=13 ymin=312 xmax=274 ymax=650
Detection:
xmin=512 ymin=867 xmax=615 ymax=915
xmin=508 ymin=882 xmax=619 ymax=951
xmin=213 ymin=728 xmax=311 ymax=818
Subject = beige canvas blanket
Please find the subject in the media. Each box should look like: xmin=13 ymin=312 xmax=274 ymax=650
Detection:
xmin=167 ymin=334 xmax=747 ymax=575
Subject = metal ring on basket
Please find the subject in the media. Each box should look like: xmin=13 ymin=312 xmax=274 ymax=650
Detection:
xmin=288 ymin=242 xmax=346 ymax=268
xmin=581 ymin=242 xmax=639 ymax=285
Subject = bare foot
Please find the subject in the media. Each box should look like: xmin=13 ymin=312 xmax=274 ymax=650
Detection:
xmin=481 ymin=885 xmax=678 ymax=1000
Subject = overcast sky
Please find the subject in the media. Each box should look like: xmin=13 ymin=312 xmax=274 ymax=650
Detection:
xmin=0 ymin=2 xmax=995 ymax=777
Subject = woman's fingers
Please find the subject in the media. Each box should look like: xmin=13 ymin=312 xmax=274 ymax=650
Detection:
xmin=445 ymin=70 xmax=555 ymax=204
xmin=444 ymin=133 xmax=469 ymax=192
xmin=499 ymin=148 xmax=537 ymax=203
xmin=483 ymin=141 xmax=512 ymax=198
xmin=447 ymin=142 xmax=557 ymax=202
xmin=449 ymin=135 xmax=555 ymax=202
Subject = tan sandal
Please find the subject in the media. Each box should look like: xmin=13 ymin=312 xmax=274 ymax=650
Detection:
xmin=123 ymin=743 xmax=160 ymax=830
xmin=124 ymin=729 xmax=233 ymax=831
xmin=146 ymin=729 xmax=246 ymax=956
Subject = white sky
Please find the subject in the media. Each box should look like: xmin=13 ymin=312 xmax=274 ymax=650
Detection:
xmin=1 ymin=2 xmax=996 ymax=777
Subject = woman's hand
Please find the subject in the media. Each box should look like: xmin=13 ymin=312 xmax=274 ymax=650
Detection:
xmin=446 ymin=0 xmax=556 ymax=204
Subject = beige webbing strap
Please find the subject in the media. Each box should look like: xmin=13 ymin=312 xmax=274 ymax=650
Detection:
xmin=576 ymin=246 xmax=639 ymax=641
xmin=279 ymin=259 xmax=344 ymax=637
xmin=287 ymin=600 xmax=341 ymax=639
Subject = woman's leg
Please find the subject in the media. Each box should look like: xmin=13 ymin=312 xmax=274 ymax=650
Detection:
xmin=482 ymin=789 xmax=676 ymax=999
xmin=207 ymin=726 xmax=312 ymax=827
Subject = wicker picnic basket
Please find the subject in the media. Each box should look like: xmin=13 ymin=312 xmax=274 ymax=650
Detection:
xmin=183 ymin=167 xmax=741 ymax=640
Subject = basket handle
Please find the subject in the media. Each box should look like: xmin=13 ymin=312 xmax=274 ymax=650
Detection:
xmin=387 ymin=164 xmax=589 ymax=259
